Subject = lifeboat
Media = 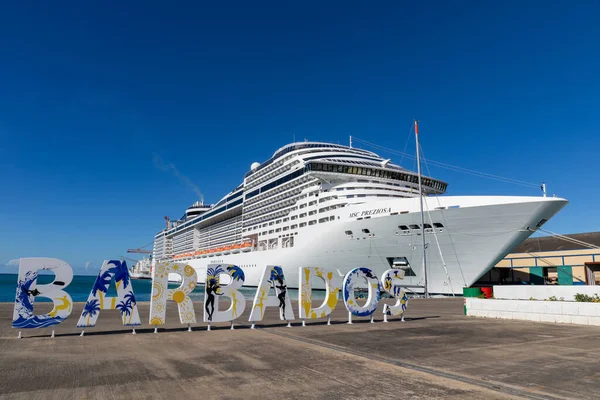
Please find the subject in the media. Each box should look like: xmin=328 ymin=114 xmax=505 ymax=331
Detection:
xmin=223 ymin=245 xmax=232 ymax=255
xmin=215 ymin=247 xmax=223 ymax=256
xmin=241 ymin=242 xmax=252 ymax=252
xmin=232 ymin=244 xmax=241 ymax=253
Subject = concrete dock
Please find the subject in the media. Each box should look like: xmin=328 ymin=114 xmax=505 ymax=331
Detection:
xmin=1 ymin=298 xmax=600 ymax=399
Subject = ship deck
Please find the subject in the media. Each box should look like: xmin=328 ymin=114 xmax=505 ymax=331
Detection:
xmin=1 ymin=299 xmax=599 ymax=399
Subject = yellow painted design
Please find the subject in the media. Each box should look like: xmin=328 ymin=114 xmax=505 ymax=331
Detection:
xmin=172 ymin=290 xmax=185 ymax=303
xmin=150 ymin=317 xmax=164 ymax=325
xmin=310 ymin=311 xmax=317 ymax=319
xmin=184 ymin=265 xmax=194 ymax=276
xmin=111 ymin=296 xmax=117 ymax=309
xmin=253 ymin=288 xmax=268 ymax=319
xmin=320 ymin=311 xmax=326 ymax=318
xmin=231 ymin=292 xmax=239 ymax=318
xmin=327 ymin=288 xmax=339 ymax=310
xmin=49 ymin=295 xmax=71 ymax=317
xmin=327 ymin=271 xmax=333 ymax=281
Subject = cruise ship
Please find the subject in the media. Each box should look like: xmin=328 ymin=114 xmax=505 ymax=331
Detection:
xmin=152 ymin=141 xmax=567 ymax=294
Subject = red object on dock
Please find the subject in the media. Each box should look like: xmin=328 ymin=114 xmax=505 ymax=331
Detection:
xmin=481 ymin=287 xmax=493 ymax=298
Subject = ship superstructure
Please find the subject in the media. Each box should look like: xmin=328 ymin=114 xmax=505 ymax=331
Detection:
xmin=152 ymin=142 xmax=567 ymax=294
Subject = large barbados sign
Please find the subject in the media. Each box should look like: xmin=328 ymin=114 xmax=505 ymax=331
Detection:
xmin=11 ymin=258 xmax=410 ymax=337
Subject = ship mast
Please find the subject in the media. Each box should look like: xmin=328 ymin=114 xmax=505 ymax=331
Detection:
xmin=415 ymin=120 xmax=428 ymax=298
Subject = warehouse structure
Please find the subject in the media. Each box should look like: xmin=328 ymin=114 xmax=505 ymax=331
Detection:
xmin=474 ymin=232 xmax=600 ymax=286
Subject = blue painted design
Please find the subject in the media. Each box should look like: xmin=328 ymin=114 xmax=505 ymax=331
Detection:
xmin=227 ymin=265 xmax=245 ymax=282
xmin=269 ymin=266 xmax=284 ymax=282
xmin=343 ymin=267 xmax=381 ymax=317
xmin=206 ymin=265 xmax=226 ymax=286
xmin=12 ymin=269 xmax=65 ymax=329
xmin=108 ymin=260 xmax=130 ymax=289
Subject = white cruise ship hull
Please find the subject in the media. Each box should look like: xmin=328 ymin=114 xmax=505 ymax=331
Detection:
xmin=177 ymin=195 xmax=567 ymax=294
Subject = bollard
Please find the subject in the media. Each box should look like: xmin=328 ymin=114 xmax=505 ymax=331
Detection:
xmin=347 ymin=312 xmax=353 ymax=324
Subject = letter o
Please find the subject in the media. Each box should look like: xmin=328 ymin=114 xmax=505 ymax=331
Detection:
xmin=343 ymin=267 xmax=381 ymax=317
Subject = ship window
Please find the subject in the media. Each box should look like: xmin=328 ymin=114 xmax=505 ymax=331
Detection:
xmin=283 ymin=226 xmax=289 ymax=231
xmin=262 ymin=231 xmax=267 ymax=235
xmin=399 ymin=225 xmax=409 ymax=230
xmin=409 ymin=224 xmax=420 ymax=229
xmin=291 ymin=215 xmax=298 ymax=220
xmin=433 ymin=222 xmax=444 ymax=228
xmin=299 ymin=213 xmax=306 ymax=218
xmin=309 ymin=201 xmax=317 ymax=206
xmin=423 ymin=223 xmax=432 ymax=229
xmin=291 ymin=224 xmax=298 ymax=229
xmin=276 ymin=219 xmax=281 ymax=224
xmin=309 ymin=210 xmax=316 ymax=216
xmin=283 ymin=218 xmax=289 ymax=222
xmin=330 ymin=216 xmax=335 ymax=221
xmin=276 ymin=228 xmax=281 ymax=232
xmin=300 ymin=222 xmax=307 ymax=228
xmin=362 ymin=229 xmax=370 ymax=234
xmin=269 ymin=230 xmax=274 ymax=234
xmin=345 ymin=230 xmax=353 ymax=235
xmin=309 ymin=220 xmax=316 ymax=226
xmin=300 ymin=203 xmax=306 ymax=209
xmin=337 ymin=188 xmax=343 ymax=191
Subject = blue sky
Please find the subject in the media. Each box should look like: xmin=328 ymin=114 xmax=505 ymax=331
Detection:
xmin=1 ymin=1 xmax=598 ymax=274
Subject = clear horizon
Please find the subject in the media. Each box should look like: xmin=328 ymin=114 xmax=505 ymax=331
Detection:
xmin=1 ymin=1 xmax=599 ymax=274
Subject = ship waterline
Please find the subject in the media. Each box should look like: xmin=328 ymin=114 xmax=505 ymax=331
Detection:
xmin=152 ymin=142 xmax=567 ymax=294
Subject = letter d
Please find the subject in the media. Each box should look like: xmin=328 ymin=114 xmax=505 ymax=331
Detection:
xmin=12 ymin=258 xmax=74 ymax=329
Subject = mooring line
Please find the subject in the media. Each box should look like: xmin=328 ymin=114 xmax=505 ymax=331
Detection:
xmin=264 ymin=329 xmax=565 ymax=400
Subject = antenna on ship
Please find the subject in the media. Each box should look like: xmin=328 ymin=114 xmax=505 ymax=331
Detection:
xmin=349 ymin=135 xmax=353 ymax=148
xmin=415 ymin=120 xmax=429 ymax=298
xmin=541 ymin=182 xmax=547 ymax=197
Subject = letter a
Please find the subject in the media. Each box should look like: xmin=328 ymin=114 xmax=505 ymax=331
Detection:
xmin=249 ymin=265 xmax=294 ymax=322
xmin=204 ymin=264 xmax=246 ymax=322
xmin=298 ymin=267 xmax=341 ymax=320
xmin=77 ymin=260 xmax=141 ymax=328
xmin=12 ymin=258 xmax=73 ymax=329
xmin=149 ymin=261 xmax=198 ymax=326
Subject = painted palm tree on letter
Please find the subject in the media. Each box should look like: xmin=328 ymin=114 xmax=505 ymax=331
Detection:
xmin=108 ymin=260 xmax=130 ymax=290
xmin=116 ymin=291 xmax=138 ymax=325
xmin=79 ymin=299 xmax=100 ymax=327
xmin=92 ymin=270 xmax=112 ymax=306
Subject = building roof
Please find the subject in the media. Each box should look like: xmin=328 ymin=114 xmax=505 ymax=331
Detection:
xmin=513 ymin=232 xmax=600 ymax=253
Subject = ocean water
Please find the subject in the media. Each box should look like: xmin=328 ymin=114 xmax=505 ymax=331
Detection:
xmin=0 ymin=273 xmax=312 ymax=303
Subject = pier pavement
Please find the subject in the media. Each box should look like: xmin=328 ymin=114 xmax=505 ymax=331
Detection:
xmin=1 ymin=298 xmax=600 ymax=399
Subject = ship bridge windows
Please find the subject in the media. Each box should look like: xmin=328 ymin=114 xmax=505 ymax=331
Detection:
xmin=362 ymin=229 xmax=370 ymax=234
xmin=409 ymin=224 xmax=420 ymax=229
xmin=423 ymin=223 xmax=432 ymax=229
xmin=345 ymin=230 xmax=353 ymax=235
xmin=433 ymin=222 xmax=444 ymax=228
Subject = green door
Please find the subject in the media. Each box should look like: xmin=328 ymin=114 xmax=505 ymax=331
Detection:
xmin=529 ymin=267 xmax=544 ymax=285
xmin=558 ymin=266 xmax=573 ymax=285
